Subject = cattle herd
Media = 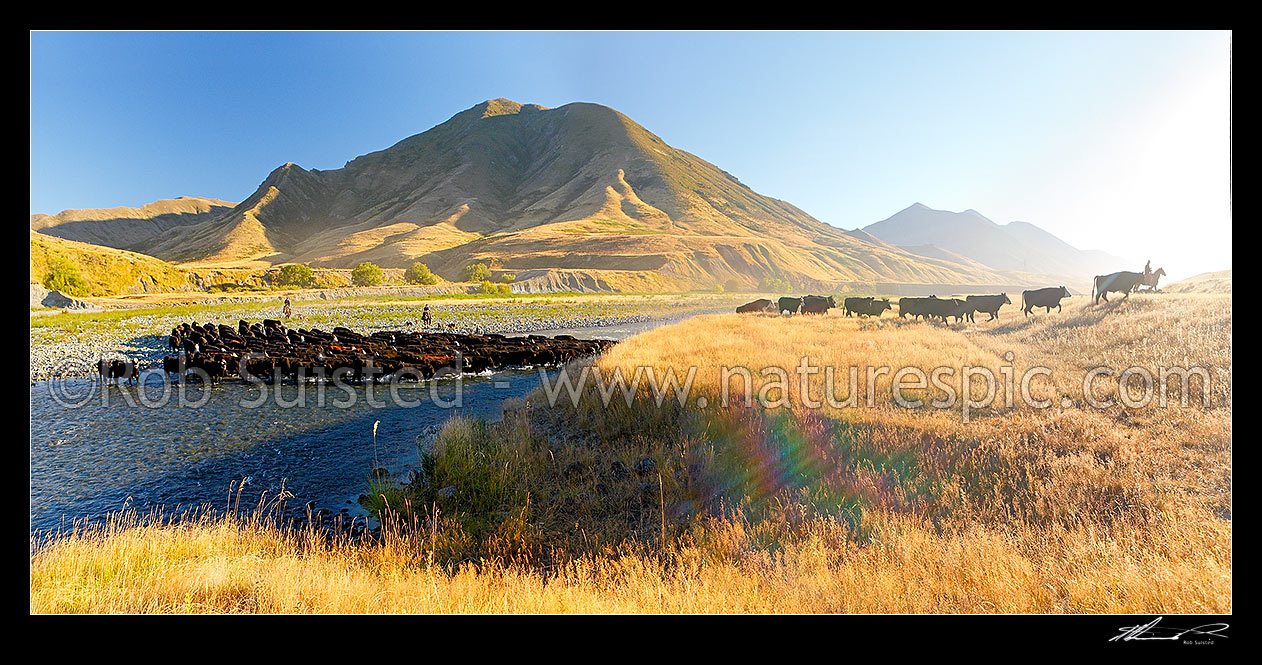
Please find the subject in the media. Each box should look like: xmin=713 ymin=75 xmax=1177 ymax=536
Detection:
xmin=736 ymin=287 xmax=1074 ymax=323
xmin=98 ymin=319 xmax=616 ymax=385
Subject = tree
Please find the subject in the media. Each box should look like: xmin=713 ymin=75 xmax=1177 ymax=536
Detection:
xmin=498 ymin=272 xmax=516 ymax=283
xmin=404 ymin=262 xmax=438 ymax=285
xmin=276 ymin=263 xmax=315 ymax=288
xmin=351 ymin=262 xmax=384 ymax=286
xmin=724 ymin=278 xmax=744 ymax=293
xmin=461 ymin=262 xmax=491 ymax=282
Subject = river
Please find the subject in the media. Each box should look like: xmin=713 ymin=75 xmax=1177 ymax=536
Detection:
xmin=29 ymin=309 xmax=724 ymax=534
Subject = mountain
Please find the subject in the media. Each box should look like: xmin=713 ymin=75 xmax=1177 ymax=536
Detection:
xmin=31 ymin=197 xmax=236 ymax=250
xmin=31 ymin=100 xmax=1125 ymax=293
xmin=862 ymin=203 xmax=1133 ymax=285
xmin=51 ymin=99 xmax=1033 ymax=290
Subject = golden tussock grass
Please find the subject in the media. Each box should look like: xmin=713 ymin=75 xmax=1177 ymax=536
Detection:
xmin=30 ymin=293 xmax=1230 ymax=613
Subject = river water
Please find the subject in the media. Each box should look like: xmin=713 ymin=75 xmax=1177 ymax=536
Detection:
xmin=29 ymin=310 xmax=724 ymax=534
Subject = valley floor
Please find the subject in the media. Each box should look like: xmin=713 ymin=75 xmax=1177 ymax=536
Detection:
xmin=28 ymin=292 xmax=742 ymax=380
xmin=30 ymin=293 xmax=1231 ymax=613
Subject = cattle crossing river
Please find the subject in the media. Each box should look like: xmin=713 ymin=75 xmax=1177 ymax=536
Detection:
xmin=30 ymin=313 xmax=710 ymax=535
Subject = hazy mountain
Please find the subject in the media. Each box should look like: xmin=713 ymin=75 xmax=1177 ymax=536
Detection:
xmin=862 ymin=203 xmax=1134 ymax=282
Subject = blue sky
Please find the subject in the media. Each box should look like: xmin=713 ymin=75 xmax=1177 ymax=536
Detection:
xmin=30 ymin=30 xmax=1231 ymax=280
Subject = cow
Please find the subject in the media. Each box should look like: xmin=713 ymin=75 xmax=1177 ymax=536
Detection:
xmin=1092 ymin=271 xmax=1144 ymax=304
xmin=843 ymin=297 xmax=872 ymax=317
xmin=800 ymin=295 xmax=837 ymax=315
xmin=1022 ymin=286 xmax=1072 ymax=316
xmin=778 ymin=297 xmax=802 ymax=315
xmin=736 ymin=298 xmax=776 ymax=314
xmin=162 ymin=355 xmax=185 ymax=382
xmin=97 ymin=358 xmax=137 ymax=385
xmin=965 ymin=293 xmax=1012 ymax=321
xmin=924 ymin=297 xmax=972 ymax=324
xmin=898 ymin=296 xmax=936 ymax=320
xmin=846 ymin=297 xmax=892 ymax=318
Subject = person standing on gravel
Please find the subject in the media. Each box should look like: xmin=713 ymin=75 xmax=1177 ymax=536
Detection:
xmin=283 ymin=297 xmax=293 ymax=319
xmin=421 ymin=305 xmax=432 ymax=328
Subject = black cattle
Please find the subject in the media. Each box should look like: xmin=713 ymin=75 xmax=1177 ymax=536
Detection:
xmin=965 ymin=293 xmax=1012 ymax=321
xmin=736 ymin=298 xmax=776 ymax=314
xmin=1022 ymin=286 xmax=1072 ymax=316
xmin=162 ymin=355 xmax=183 ymax=381
xmin=844 ymin=297 xmax=891 ymax=318
xmin=898 ymin=296 xmax=936 ymax=320
xmin=924 ymin=297 xmax=972 ymax=324
xmin=98 ymin=358 xmax=137 ymax=385
xmin=187 ymin=354 xmax=230 ymax=385
xmin=843 ymin=297 xmax=871 ymax=317
xmin=801 ymin=295 xmax=837 ymax=315
xmin=777 ymin=297 xmax=802 ymax=315
xmin=1092 ymin=272 xmax=1144 ymax=304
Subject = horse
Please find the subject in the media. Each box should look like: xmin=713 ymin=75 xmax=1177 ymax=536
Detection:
xmin=1137 ymin=267 xmax=1167 ymax=292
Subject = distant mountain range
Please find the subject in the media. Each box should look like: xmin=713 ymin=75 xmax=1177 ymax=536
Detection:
xmin=31 ymin=99 xmax=1131 ymax=293
xmin=862 ymin=203 xmax=1134 ymax=284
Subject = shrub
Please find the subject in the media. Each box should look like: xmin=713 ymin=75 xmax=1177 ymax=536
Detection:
xmin=462 ymin=263 xmax=491 ymax=282
xmin=351 ymin=262 xmax=384 ymax=287
xmin=724 ymin=279 xmax=744 ymax=293
xmin=404 ymin=262 xmax=438 ymax=285
xmin=43 ymin=256 xmax=90 ymax=297
xmin=477 ymin=280 xmax=513 ymax=295
xmin=760 ymin=277 xmax=792 ymax=294
xmin=498 ymin=273 xmax=516 ymax=283
xmin=276 ymin=264 xmax=315 ymax=288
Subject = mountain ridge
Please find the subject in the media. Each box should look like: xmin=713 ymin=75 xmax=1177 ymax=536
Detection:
xmin=30 ymin=99 xmax=1114 ymax=291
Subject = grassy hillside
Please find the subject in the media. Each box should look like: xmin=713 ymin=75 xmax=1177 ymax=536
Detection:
xmin=31 ymin=293 xmax=1229 ymax=613
xmin=1164 ymin=269 xmax=1231 ymax=294
xmin=30 ymin=232 xmax=193 ymax=298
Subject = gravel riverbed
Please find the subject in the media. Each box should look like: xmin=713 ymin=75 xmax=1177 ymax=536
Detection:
xmin=30 ymin=296 xmax=738 ymax=381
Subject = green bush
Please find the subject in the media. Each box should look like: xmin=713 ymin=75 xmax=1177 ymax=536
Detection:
xmin=462 ymin=263 xmax=491 ymax=282
xmin=351 ymin=262 xmax=384 ymax=287
xmin=276 ymin=263 xmax=315 ymax=288
xmin=43 ymin=256 xmax=90 ymax=297
xmin=477 ymin=280 xmax=513 ymax=295
xmin=498 ymin=272 xmax=516 ymax=283
xmin=404 ymin=262 xmax=438 ymax=285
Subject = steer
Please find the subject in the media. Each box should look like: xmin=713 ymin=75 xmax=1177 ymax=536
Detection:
xmin=1092 ymin=271 xmax=1144 ymax=304
xmin=800 ymin=295 xmax=837 ymax=315
xmin=898 ymin=296 xmax=936 ymax=320
xmin=846 ymin=297 xmax=891 ymax=318
xmin=965 ymin=293 xmax=1012 ymax=321
xmin=736 ymin=298 xmax=776 ymax=314
xmin=777 ymin=297 xmax=803 ymax=315
xmin=925 ymin=297 xmax=972 ymax=324
xmin=1022 ymin=286 xmax=1072 ymax=316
